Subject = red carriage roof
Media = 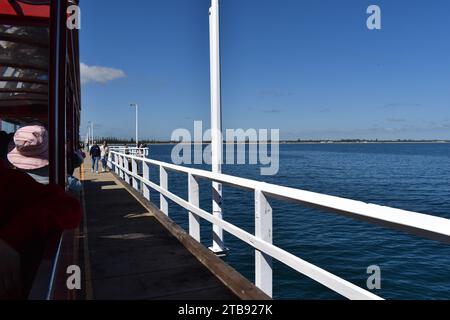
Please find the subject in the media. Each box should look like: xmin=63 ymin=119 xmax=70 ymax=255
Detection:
xmin=0 ymin=0 xmax=50 ymax=18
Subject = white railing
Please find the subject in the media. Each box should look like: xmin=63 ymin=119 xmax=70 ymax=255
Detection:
xmin=109 ymin=146 xmax=149 ymax=157
xmin=107 ymin=150 xmax=450 ymax=300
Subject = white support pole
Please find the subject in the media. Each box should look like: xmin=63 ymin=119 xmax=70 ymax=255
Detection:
xmin=255 ymin=190 xmax=273 ymax=297
xmin=160 ymin=165 xmax=168 ymax=215
xmin=131 ymin=158 xmax=139 ymax=190
xmin=143 ymin=161 xmax=151 ymax=201
xmin=209 ymin=0 xmax=226 ymax=254
xmin=188 ymin=174 xmax=201 ymax=242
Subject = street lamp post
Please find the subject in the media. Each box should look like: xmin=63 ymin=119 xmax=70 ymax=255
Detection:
xmin=130 ymin=104 xmax=139 ymax=147
xmin=86 ymin=124 xmax=90 ymax=146
xmin=87 ymin=121 xmax=94 ymax=145
xmin=91 ymin=121 xmax=94 ymax=144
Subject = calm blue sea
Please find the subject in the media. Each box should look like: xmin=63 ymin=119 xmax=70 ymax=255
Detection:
xmin=144 ymin=143 xmax=450 ymax=299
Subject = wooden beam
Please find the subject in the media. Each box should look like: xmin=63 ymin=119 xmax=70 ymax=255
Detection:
xmin=0 ymin=97 xmax=48 ymax=102
xmin=0 ymin=76 xmax=48 ymax=85
xmin=0 ymin=14 xmax=49 ymax=27
xmin=0 ymin=33 xmax=48 ymax=48
xmin=0 ymin=88 xmax=48 ymax=94
xmin=0 ymin=60 xmax=48 ymax=72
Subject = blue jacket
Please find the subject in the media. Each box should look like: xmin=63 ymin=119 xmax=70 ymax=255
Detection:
xmin=90 ymin=145 xmax=101 ymax=158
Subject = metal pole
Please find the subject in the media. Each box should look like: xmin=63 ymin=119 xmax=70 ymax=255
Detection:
xmin=209 ymin=0 xmax=227 ymax=254
xmin=91 ymin=121 xmax=94 ymax=144
xmin=49 ymin=0 xmax=67 ymax=187
xmin=130 ymin=104 xmax=139 ymax=147
xmin=136 ymin=104 xmax=139 ymax=147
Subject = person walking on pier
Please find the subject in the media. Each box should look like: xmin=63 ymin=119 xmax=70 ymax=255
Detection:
xmin=90 ymin=141 xmax=101 ymax=174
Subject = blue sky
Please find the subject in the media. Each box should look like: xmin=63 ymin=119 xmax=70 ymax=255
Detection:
xmin=80 ymin=0 xmax=450 ymax=140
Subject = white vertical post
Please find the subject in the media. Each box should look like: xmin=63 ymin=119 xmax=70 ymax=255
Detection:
xmin=124 ymin=157 xmax=130 ymax=184
xmin=160 ymin=165 xmax=168 ymax=215
xmin=107 ymin=152 xmax=112 ymax=170
xmin=131 ymin=158 xmax=139 ymax=190
xmin=255 ymin=190 xmax=273 ymax=297
xmin=114 ymin=154 xmax=119 ymax=175
xmin=119 ymin=155 xmax=124 ymax=179
xmin=209 ymin=0 xmax=226 ymax=254
xmin=188 ymin=174 xmax=201 ymax=242
xmin=143 ymin=161 xmax=150 ymax=201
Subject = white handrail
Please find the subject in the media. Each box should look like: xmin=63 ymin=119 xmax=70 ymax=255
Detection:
xmin=110 ymin=146 xmax=149 ymax=157
xmin=108 ymin=150 xmax=450 ymax=300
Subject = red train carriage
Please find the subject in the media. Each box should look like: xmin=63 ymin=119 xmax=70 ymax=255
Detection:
xmin=0 ymin=0 xmax=81 ymax=299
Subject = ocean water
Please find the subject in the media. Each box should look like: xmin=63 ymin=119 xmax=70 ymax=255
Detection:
xmin=143 ymin=143 xmax=450 ymax=299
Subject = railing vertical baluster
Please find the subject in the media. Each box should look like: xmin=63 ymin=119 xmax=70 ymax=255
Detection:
xmin=119 ymin=155 xmax=124 ymax=179
xmin=160 ymin=166 xmax=168 ymax=215
xmin=254 ymin=189 xmax=273 ymax=297
xmin=131 ymin=158 xmax=139 ymax=190
xmin=107 ymin=152 xmax=112 ymax=170
xmin=188 ymin=174 xmax=201 ymax=242
xmin=114 ymin=153 xmax=119 ymax=175
xmin=142 ymin=160 xmax=151 ymax=201
xmin=124 ymin=157 xmax=130 ymax=184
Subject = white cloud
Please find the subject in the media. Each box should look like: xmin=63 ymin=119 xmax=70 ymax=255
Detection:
xmin=80 ymin=63 xmax=126 ymax=84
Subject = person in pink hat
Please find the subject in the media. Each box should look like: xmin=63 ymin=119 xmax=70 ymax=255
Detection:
xmin=7 ymin=125 xmax=49 ymax=185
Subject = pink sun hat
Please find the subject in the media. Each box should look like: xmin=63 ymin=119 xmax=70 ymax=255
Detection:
xmin=7 ymin=125 xmax=49 ymax=170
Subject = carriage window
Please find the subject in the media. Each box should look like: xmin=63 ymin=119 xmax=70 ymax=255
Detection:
xmin=0 ymin=24 xmax=50 ymax=182
xmin=0 ymin=24 xmax=48 ymax=124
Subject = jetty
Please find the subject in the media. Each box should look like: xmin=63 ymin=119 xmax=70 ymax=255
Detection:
xmin=2 ymin=0 xmax=450 ymax=301
xmin=77 ymin=156 xmax=268 ymax=300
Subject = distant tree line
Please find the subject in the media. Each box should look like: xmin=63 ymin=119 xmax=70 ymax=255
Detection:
xmin=83 ymin=136 xmax=450 ymax=145
xmin=283 ymin=139 xmax=450 ymax=143
xmin=86 ymin=137 xmax=179 ymax=145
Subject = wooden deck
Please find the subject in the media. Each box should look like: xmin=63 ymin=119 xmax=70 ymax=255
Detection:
xmin=79 ymin=158 xmax=269 ymax=300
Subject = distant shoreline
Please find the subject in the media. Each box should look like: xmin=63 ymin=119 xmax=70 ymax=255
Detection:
xmin=111 ymin=140 xmax=450 ymax=146
xmin=279 ymin=141 xmax=450 ymax=145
